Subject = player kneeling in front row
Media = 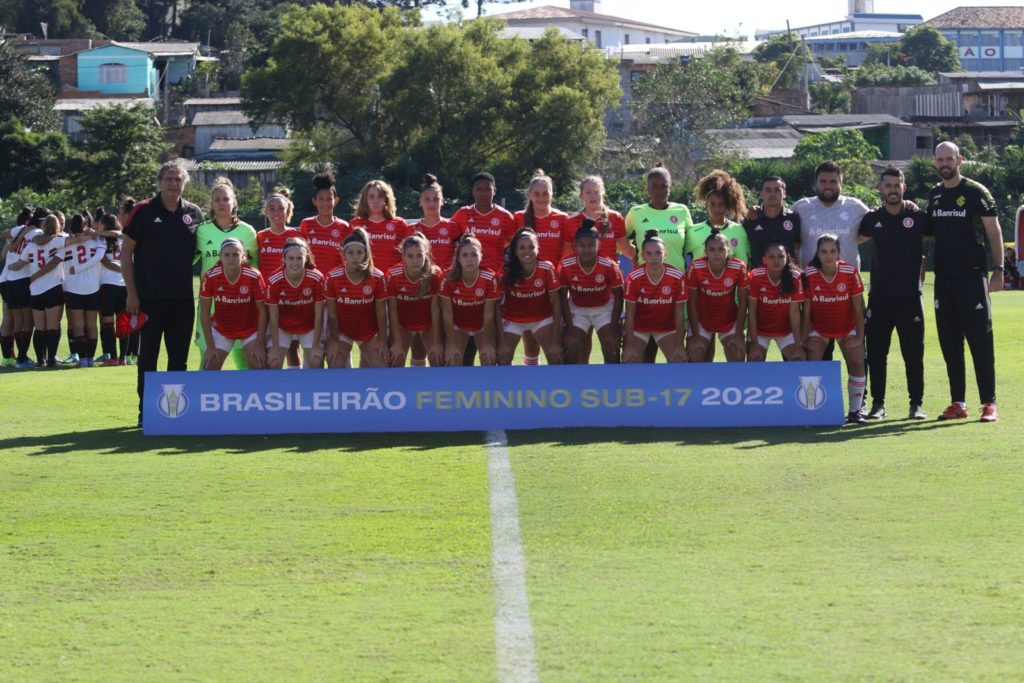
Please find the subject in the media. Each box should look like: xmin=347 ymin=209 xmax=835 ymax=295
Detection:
xmin=802 ymin=234 xmax=867 ymax=425
xmin=199 ymin=238 xmax=268 ymax=370
xmin=747 ymin=242 xmax=806 ymax=362
xmin=622 ymin=230 xmax=687 ymax=363
xmin=560 ymin=221 xmax=623 ymax=364
xmin=686 ymin=229 xmax=748 ymax=362
xmin=440 ymin=235 xmax=499 ymax=366
xmin=388 ymin=233 xmax=444 ymax=367
xmin=497 ymin=228 xmax=563 ymax=365
xmin=266 ymin=237 xmax=325 ymax=369
xmin=323 ymin=228 xmax=389 ymax=368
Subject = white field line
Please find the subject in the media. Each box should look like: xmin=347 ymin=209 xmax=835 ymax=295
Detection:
xmin=486 ymin=429 xmax=540 ymax=683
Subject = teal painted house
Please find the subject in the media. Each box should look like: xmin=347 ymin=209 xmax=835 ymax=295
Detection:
xmin=77 ymin=44 xmax=158 ymax=97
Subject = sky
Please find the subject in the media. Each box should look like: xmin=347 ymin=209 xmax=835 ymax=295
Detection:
xmin=453 ymin=0 xmax=1024 ymax=39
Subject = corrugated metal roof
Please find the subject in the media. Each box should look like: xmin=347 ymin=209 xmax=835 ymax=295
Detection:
xmin=498 ymin=26 xmax=584 ymax=41
xmin=608 ymin=40 xmax=758 ymax=62
xmin=491 ymin=4 xmax=695 ymax=36
xmin=783 ymin=114 xmax=907 ymax=127
xmin=183 ymin=97 xmax=242 ymax=106
xmin=176 ymin=158 xmax=284 ymax=172
xmin=114 ymin=41 xmax=200 ymax=56
xmin=940 ymin=71 xmax=1024 ymax=80
xmin=208 ymin=137 xmax=291 ymax=151
xmin=974 ymin=82 xmax=1024 ymax=91
xmin=54 ymin=98 xmax=155 ymax=111
xmin=804 ymin=30 xmax=902 ymax=41
xmin=192 ymin=110 xmax=253 ymax=126
xmin=707 ymin=127 xmax=802 ymax=159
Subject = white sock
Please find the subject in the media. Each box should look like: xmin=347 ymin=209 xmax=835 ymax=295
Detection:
xmin=848 ymin=375 xmax=866 ymax=413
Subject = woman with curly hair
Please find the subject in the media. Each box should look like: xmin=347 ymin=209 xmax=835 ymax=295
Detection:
xmin=684 ymin=169 xmax=751 ymax=267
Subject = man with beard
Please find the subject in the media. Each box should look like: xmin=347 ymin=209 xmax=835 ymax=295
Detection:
xmin=857 ymin=167 xmax=929 ymax=420
xmin=925 ymin=142 xmax=1003 ymax=422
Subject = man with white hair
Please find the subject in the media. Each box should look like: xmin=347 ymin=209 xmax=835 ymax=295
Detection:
xmin=122 ymin=160 xmax=205 ymax=427
xmin=925 ymin=141 xmax=1003 ymax=422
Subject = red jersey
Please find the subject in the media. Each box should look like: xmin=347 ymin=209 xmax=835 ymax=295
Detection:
xmin=686 ymin=257 xmax=748 ymax=333
xmin=804 ymin=261 xmax=864 ymax=338
xmin=408 ymin=218 xmax=458 ymax=272
xmin=451 ymin=205 xmax=516 ymax=274
xmin=299 ymin=216 xmax=350 ymax=274
xmin=747 ymin=267 xmax=805 ymax=337
xmin=501 ymin=261 xmax=561 ymax=323
xmin=200 ymin=265 xmax=266 ymax=339
xmin=514 ymin=210 xmax=570 ymax=267
xmin=624 ymin=266 xmax=687 ymax=333
xmin=323 ymin=266 xmax=387 ymax=342
xmin=439 ymin=268 xmax=501 ymax=332
xmin=350 ymin=216 xmax=410 ymax=274
xmin=387 ymin=264 xmax=440 ymax=332
xmin=565 ymin=211 xmax=627 ymax=260
xmin=266 ymin=268 xmax=325 ymax=334
xmin=559 ymin=255 xmax=623 ymax=308
xmin=257 ymin=227 xmax=304 ymax=280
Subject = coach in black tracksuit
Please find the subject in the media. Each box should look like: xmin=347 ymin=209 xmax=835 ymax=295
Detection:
xmin=123 ymin=161 xmax=204 ymax=426
xmin=858 ymin=166 xmax=929 ymax=420
xmin=925 ymin=142 xmax=1003 ymax=423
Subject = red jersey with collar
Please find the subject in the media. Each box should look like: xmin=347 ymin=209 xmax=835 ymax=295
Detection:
xmin=451 ymin=205 xmax=516 ymax=274
xmin=266 ymin=267 xmax=325 ymax=334
xmin=500 ymin=261 xmax=561 ymax=323
xmin=804 ymin=261 xmax=864 ymax=338
xmin=439 ymin=268 xmax=501 ymax=332
xmin=686 ymin=257 xmax=748 ymax=333
xmin=408 ymin=218 xmax=458 ymax=272
xmin=256 ymin=227 xmax=304 ymax=280
xmin=299 ymin=216 xmax=350 ymax=274
xmin=624 ymin=265 xmax=687 ymax=333
xmin=350 ymin=216 xmax=411 ymax=274
xmin=514 ymin=210 xmax=570 ymax=267
xmin=559 ymin=255 xmax=623 ymax=308
xmin=200 ymin=265 xmax=266 ymax=339
xmin=323 ymin=266 xmax=387 ymax=342
xmin=565 ymin=211 xmax=627 ymax=260
xmin=387 ymin=264 xmax=441 ymax=332
xmin=747 ymin=267 xmax=805 ymax=337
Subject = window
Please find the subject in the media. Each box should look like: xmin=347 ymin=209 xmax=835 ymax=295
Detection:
xmin=581 ymin=28 xmax=589 ymax=38
xmin=916 ymin=135 xmax=930 ymax=149
xmin=99 ymin=63 xmax=127 ymax=84
xmin=645 ymin=37 xmax=651 ymax=44
xmin=625 ymin=34 xmax=630 ymax=45
xmin=595 ymin=30 xmax=602 ymax=48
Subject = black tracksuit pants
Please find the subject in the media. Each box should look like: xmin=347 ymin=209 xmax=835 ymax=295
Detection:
xmin=865 ymin=295 xmax=925 ymax=405
xmin=137 ymin=298 xmax=195 ymax=416
xmin=933 ymin=274 xmax=996 ymax=405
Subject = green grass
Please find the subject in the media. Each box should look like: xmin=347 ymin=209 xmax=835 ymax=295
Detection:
xmin=2 ymin=282 xmax=1023 ymax=679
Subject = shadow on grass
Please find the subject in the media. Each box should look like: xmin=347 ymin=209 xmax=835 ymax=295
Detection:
xmin=505 ymin=417 xmax=969 ymax=449
xmin=1 ymin=427 xmax=484 ymax=458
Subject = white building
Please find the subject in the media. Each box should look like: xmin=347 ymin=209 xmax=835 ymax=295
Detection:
xmin=756 ymin=0 xmax=920 ymax=40
xmin=491 ymin=0 xmax=695 ymax=49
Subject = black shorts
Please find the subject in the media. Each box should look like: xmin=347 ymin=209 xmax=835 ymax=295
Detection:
xmin=31 ymin=284 xmax=64 ymax=311
xmin=100 ymin=283 xmax=127 ymax=317
xmin=5 ymin=277 xmax=32 ymax=309
xmin=0 ymin=280 xmax=7 ymax=304
xmin=66 ymin=290 xmax=101 ymax=311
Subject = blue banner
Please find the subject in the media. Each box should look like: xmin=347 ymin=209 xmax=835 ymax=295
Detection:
xmin=143 ymin=362 xmax=844 ymax=435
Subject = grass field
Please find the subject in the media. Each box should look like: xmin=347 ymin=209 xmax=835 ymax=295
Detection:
xmin=2 ymin=282 xmax=1023 ymax=680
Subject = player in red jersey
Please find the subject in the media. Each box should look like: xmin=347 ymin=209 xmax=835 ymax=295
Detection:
xmin=299 ymin=171 xmax=349 ymax=274
xmin=387 ymin=233 xmax=443 ymax=367
xmin=560 ymin=221 xmax=623 ymax=364
xmin=266 ymin=238 xmax=325 ymax=369
xmin=686 ymin=230 xmax=748 ymax=362
xmin=623 ymin=230 xmax=688 ymax=364
xmin=323 ymin=227 xmax=389 ymax=368
xmin=198 ymin=238 xmax=268 ymax=370
xmin=451 ymin=172 xmax=516 ymax=275
xmin=802 ymin=234 xmax=867 ymax=424
xmin=747 ymin=242 xmax=806 ymax=362
xmin=350 ymin=179 xmax=410 ymax=273
xmin=566 ymin=175 xmax=635 ymax=262
xmin=256 ymin=191 xmax=304 ymax=280
xmin=440 ymin=235 xmax=500 ymax=366
xmin=409 ymin=173 xmax=457 ymax=272
xmin=496 ymin=228 xmax=563 ymax=365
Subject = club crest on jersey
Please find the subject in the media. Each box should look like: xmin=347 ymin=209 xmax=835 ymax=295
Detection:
xmin=903 ymin=217 xmax=914 ymax=228
xmin=439 ymin=227 xmax=448 ymax=236
xmin=386 ymin=223 xmax=395 ymax=232
xmin=662 ymin=286 xmax=671 ymax=295
xmin=239 ymin=285 xmax=249 ymax=295
xmin=182 ymin=214 xmax=193 ymax=225
xmin=670 ymin=216 xmax=679 ymax=224
xmin=783 ymin=220 xmax=793 ymax=231
xmin=491 ymin=218 xmax=500 ymax=227
xmin=552 ymin=220 xmax=560 ymax=228
xmin=795 ymin=376 xmax=826 ymax=411
xmin=956 ymin=195 xmax=966 ymax=208
xmin=332 ymin=229 xmax=340 ymax=238
xmin=837 ymin=282 xmax=847 ymax=292
xmin=303 ymin=287 xmax=312 ymax=296
xmin=731 ymin=238 xmax=739 ymax=247
xmin=533 ymin=278 xmax=543 ymax=287
xmin=363 ymin=285 xmax=373 ymax=295
xmin=158 ymin=384 xmax=188 ymax=418
xmin=724 ymin=277 xmax=734 ymax=287
xmin=475 ymin=287 xmax=484 ymax=296
xmin=595 ymin=274 xmax=605 ymax=283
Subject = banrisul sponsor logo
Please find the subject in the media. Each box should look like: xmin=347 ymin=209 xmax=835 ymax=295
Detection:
xmin=159 ymin=384 xmax=189 ymax=418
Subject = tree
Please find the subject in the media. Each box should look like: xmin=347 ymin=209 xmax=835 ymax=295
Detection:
xmin=898 ymin=24 xmax=960 ymax=74
xmin=0 ymin=40 xmax=59 ymax=132
xmin=66 ymin=104 xmax=170 ymax=207
xmin=792 ymin=129 xmax=880 ymax=186
xmin=0 ymin=118 xmax=69 ymax=197
xmin=0 ymin=0 xmax=94 ymax=37
xmin=809 ymin=80 xmax=852 ymax=114
xmin=851 ymin=63 xmax=935 ymax=87
xmin=753 ymin=33 xmax=808 ymax=90
xmin=82 ymin=0 xmax=146 ymax=40
xmin=631 ymin=49 xmax=754 ymax=174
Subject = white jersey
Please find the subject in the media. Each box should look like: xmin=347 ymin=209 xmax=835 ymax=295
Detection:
xmin=5 ymin=225 xmax=37 ymax=282
xmin=100 ymin=237 xmax=125 ymax=287
xmin=63 ymin=238 xmax=107 ymax=295
xmin=20 ymin=234 xmax=67 ymax=295
xmin=791 ymin=195 xmax=869 ymax=269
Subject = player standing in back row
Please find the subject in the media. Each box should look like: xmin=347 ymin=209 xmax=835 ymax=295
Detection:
xmin=926 ymin=142 xmax=1004 ymax=422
